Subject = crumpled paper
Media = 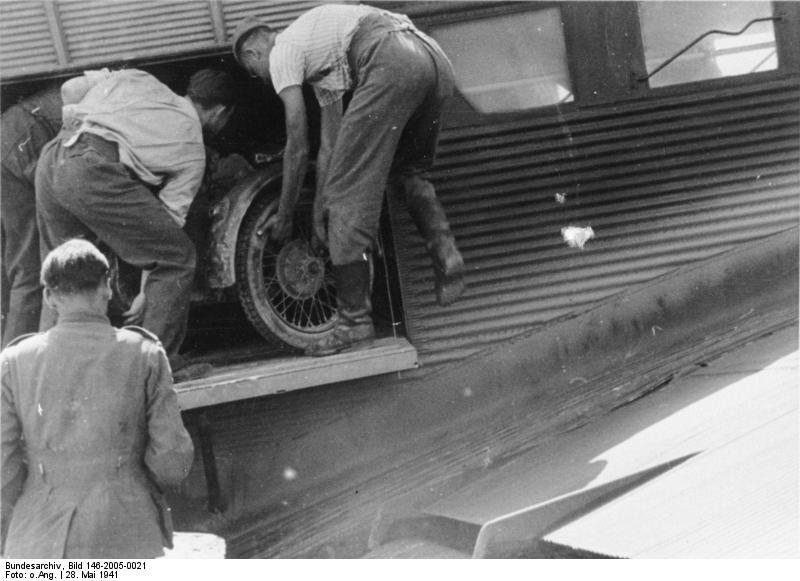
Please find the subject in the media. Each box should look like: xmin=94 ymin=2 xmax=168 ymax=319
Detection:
xmin=561 ymin=225 xmax=595 ymax=249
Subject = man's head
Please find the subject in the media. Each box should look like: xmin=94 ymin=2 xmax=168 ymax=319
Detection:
xmin=186 ymin=68 xmax=237 ymax=135
xmin=231 ymin=17 xmax=276 ymax=81
xmin=41 ymin=239 xmax=111 ymax=315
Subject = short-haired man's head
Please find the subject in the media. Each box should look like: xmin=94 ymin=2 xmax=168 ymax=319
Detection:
xmin=41 ymin=239 xmax=109 ymax=295
xmin=187 ymin=69 xmax=237 ymax=135
xmin=186 ymin=68 xmax=237 ymax=109
xmin=232 ymin=17 xmax=274 ymax=63
xmin=239 ymin=27 xmax=273 ymax=52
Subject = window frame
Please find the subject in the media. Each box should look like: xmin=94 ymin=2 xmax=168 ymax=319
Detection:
xmin=394 ymin=0 xmax=799 ymax=127
xmin=413 ymin=2 xmax=580 ymax=124
xmin=633 ymin=1 xmax=788 ymax=94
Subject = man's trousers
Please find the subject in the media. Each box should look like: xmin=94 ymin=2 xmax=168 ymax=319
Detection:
xmin=0 ymin=104 xmax=56 ymax=346
xmin=35 ymin=133 xmax=196 ymax=358
xmin=323 ymin=13 xmax=454 ymax=266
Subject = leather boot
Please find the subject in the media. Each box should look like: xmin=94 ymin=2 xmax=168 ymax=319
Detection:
xmin=427 ymin=232 xmax=466 ymax=307
xmin=306 ymin=259 xmax=375 ymax=357
xmin=402 ymin=177 xmax=466 ymax=306
xmin=169 ymin=354 xmax=213 ymax=383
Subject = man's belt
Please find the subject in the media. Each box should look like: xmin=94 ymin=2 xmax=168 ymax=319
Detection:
xmin=63 ymin=131 xmax=119 ymax=162
xmin=27 ymin=449 xmax=138 ymax=486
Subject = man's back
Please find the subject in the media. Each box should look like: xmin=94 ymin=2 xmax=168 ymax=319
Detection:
xmin=60 ymin=68 xmax=205 ymax=225
xmin=1 ymin=311 xmax=193 ymax=558
xmin=9 ymin=314 xmax=154 ymax=453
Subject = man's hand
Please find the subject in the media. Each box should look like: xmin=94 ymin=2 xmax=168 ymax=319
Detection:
xmin=122 ymin=291 xmax=146 ymax=325
xmin=122 ymin=270 xmax=150 ymax=325
xmin=264 ymin=212 xmax=293 ymax=244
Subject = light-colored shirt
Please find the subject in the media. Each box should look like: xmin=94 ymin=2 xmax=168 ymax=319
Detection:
xmin=269 ymin=4 xmax=424 ymax=107
xmin=61 ymin=69 xmax=205 ymax=227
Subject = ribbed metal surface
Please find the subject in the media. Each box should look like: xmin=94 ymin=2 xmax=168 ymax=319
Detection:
xmin=389 ymin=79 xmax=800 ymax=370
xmin=57 ymin=0 xmax=215 ymax=64
xmin=220 ymin=0 xmax=337 ymax=37
xmin=0 ymin=0 xmax=346 ymax=80
xmin=0 ymin=2 xmax=59 ymax=77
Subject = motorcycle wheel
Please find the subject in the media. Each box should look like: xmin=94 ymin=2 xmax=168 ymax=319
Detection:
xmin=235 ymin=191 xmax=338 ymax=351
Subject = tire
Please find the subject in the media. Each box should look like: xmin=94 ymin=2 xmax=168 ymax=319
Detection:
xmin=235 ymin=189 xmax=338 ymax=351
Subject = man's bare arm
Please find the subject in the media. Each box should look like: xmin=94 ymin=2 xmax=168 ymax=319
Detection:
xmin=269 ymin=85 xmax=309 ymax=242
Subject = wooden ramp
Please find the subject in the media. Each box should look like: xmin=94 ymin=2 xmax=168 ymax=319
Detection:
xmin=176 ymin=337 xmax=418 ymax=410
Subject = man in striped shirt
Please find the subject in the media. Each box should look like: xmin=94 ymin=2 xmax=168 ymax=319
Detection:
xmin=232 ymin=4 xmax=466 ymax=356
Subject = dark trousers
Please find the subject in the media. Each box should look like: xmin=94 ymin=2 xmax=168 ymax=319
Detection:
xmin=0 ymin=105 xmax=56 ymax=346
xmin=35 ymin=133 xmax=196 ymax=358
xmin=323 ymin=14 xmax=454 ymax=265
xmin=0 ymin=171 xmax=42 ymax=347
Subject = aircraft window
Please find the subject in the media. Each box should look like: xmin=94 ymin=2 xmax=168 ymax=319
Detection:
xmin=639 ymin=1 xmax=778 ymax=88
xmin=429 ymin=8 xmax=573 ymax=113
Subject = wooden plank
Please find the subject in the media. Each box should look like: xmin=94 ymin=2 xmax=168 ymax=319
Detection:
xmin=176 ymin=337 xmax=418 ymax=410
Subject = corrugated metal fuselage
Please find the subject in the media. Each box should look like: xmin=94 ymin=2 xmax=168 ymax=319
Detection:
xmin=1 ymin=0 xmax=798 ymax=558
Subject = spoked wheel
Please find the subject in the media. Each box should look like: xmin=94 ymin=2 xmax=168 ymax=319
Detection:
xmin=235 ymin=191 xmax=338 ymax=351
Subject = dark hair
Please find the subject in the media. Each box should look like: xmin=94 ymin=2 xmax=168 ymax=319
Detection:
xmin=40 ymin=239 xmax=109 ymax=295
xmin=186 ymin=68 xmax=237 ymax=108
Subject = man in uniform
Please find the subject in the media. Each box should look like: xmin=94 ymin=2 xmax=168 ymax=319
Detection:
xmin=1 ymin=239 xmax=194 ymax=558
xmin=35 ymin=68 xmax=235 ymax=375
xmin=231 ymin=4 xmax=466 ymax=356
xmin=1 ymin=85 xmax=63 ymax=347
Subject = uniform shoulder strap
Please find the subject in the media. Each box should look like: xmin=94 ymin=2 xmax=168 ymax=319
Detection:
xmin=3 ymin=332 xmax=39 ymax=350
xmin=122 ymin=325 xmax=162 ymax=344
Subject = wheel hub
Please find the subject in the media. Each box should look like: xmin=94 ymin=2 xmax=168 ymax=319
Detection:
xmin=275 ymin=239 xmax=326 ymax=300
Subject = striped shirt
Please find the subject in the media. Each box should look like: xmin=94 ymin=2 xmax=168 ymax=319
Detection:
xmin=269 ymin=4 xmax=421 ymax=107
xmin=61 ymin=69 xmax=205 ymax=227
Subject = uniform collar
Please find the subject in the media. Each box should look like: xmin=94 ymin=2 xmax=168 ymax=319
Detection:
xmin=56 ymin=311 xmax=111 ymax=326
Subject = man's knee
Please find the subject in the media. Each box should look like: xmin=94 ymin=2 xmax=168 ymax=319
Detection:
xmin=395 ymin=172 xmax=436 ymax=204
xmin=328 ymin=207 xmax=378 ymax=265
xmin=164 ymin=237 xmax=197 ymax=279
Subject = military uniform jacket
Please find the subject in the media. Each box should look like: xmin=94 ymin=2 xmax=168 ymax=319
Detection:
xmin=1 ymin=311 xmax=194 ymax=558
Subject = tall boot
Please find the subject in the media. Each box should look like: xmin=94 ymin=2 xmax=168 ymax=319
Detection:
xmin=402 ymin=177 xmax=466 ymax=306
xmin=306 ymin=259 xmax=375 ymax=357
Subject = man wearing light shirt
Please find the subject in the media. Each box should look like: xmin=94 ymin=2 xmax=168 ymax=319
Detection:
xmin=35 ymin=68 xmax=235 ymax=370
xmin=232 ymin=5 xmax=466 ymax=356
